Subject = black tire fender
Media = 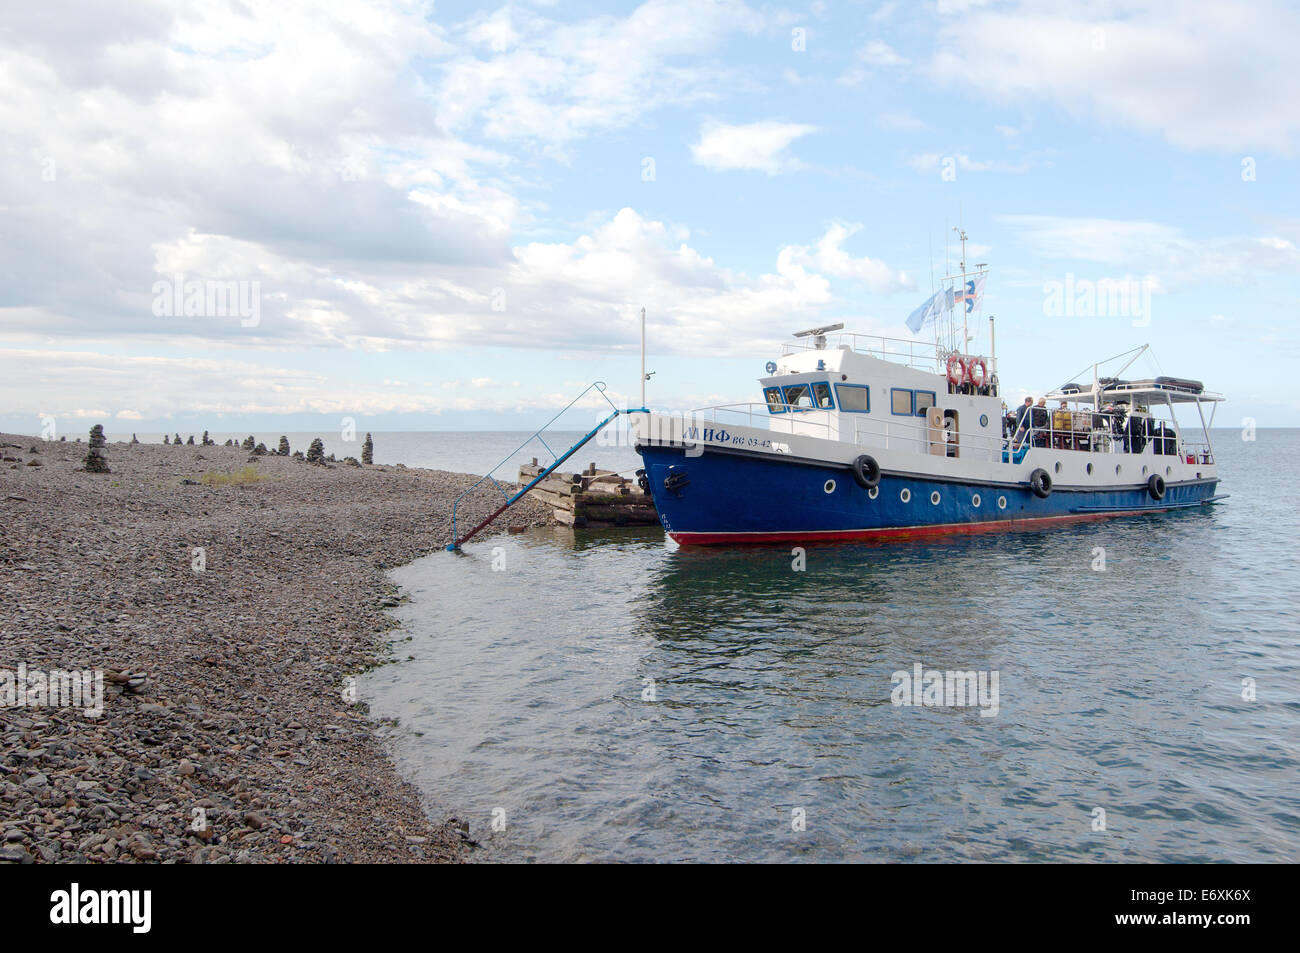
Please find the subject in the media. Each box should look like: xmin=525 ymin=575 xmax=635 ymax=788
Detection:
xmin=1029 ymin=468 xmax=1052 ymax=499
xmin=1147 ymin=473 xmax=1166 ymax=500
xmin=851 ymin=454 xmax=881 ymax=490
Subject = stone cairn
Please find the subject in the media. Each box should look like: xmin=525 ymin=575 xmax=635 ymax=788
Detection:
xmin=362 ymin=433 xmax=374 ymax=465
xmin=277 ymin=436 xmax=290 ymax=456
xmin=163 ymin=434 xmax=170 ymax=444
xmin=224 ymin=439 xmax=234 ymax=446
xmin=305 ymin=438 xmax=326 ymax=465
xmin=241 ymin=435 xmax=255 ymax=451
xmin=83 ymin=425 xmax=110 ymax=473
xmin=253 ymin=442 xmax=268 ymax=455
xmin=131 ymin=434 xmax=140 ymax=444
xmin=202 ymin=430 xmax=213 ymax=446
xmin=186 ymin=435 xmax=195 ymax=445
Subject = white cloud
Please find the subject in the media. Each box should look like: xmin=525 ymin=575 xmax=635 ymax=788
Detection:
xmin=858 ymin=40 xmax=908 ymax=67
xmin=0 ymin=347 xmax=621 ymax=421
xmin=782 ymin=223 xmax=914 ymax=294
xmin=438 ymin=0 xmax=765 ymax=152
xmin=908 ymin=152 xmax=1036 ymax=174
xmin=878 ymin=112 xmax=929 ymax=133
xmin=999 ymin=214 xmax=1300 ymax=283
xmin=929 ymin=0 xmax=1300 ymax=154
xmin=690 ymin=120 xmax=817 ymax=174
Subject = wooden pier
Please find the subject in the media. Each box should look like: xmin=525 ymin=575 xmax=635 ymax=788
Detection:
xmin=518 ymin=460 xmax=658 ymax=528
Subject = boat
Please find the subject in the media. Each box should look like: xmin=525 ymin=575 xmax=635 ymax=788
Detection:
xmin=629 ymin=248 xmax=1226 ymax=546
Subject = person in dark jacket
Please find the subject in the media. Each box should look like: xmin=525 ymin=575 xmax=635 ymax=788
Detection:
xmin=1030 ymin=398 xmax=1050 ymax=447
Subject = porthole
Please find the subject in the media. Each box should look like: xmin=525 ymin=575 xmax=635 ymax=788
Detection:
xmin=997 ymin=495 xmax=1007 ymax=510
xmin=930 ymin=490 xmax=941 ymax=505
xmin=868 ymin=486 xmax=879 ymax=500
xmin=1054 ymin=461 xmax=1062 ymax=474
xmin=972 ymin=493 xmax=981 ymax=508
xmin=900 ymin=488 xmax=911 ymax=503
xmin=1115 ymin=464 xmax=1122 ymax=476
xmin=1086 ymin=463 xmax=1094 ymax=475
xmin=823 ymin=479 xmax=836 ymax=494
xmin=1166 ymin=466 xmax=1172 ymax=476
xmin=979 ymin=414 xmax=988 ymax=427
xmin=1142 ymin=465 xmax=1148 ymax=476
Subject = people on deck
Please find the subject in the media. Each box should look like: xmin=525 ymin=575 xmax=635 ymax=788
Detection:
xmin=1031 ymin=398 xmax=1050 ymax=447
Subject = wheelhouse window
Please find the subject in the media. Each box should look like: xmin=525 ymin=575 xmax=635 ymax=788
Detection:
xmin=812 ymin=382 xmax=835 ymax=409
xmin=891 ymin=388 xmax=913 ymax=415
xmin=835 ymin=383 xmax=869 ymax=412
xmin=914 ymin=390 xmax=936 ymax=416
xmin=783 ymin=383 xmax=815 ymax=411
xmin=764 ymin=387 xmax=786 ymax=414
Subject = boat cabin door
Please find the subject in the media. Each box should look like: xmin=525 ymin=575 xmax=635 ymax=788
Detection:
xmin=926 ymin=407 xmax=945 ymax=456
xmin=943 ymin=409 xmax=959 ymax=457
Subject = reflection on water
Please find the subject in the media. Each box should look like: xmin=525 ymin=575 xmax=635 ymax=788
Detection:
xmin=362 ymin=433 xmax=1300 ymax=862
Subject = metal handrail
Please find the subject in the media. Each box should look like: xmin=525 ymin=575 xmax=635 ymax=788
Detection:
xmin=692 ymin=401 xmax=837 ymax=439
xmin=675 ymin=399 xmax=1210 ymax=467
xmin=780 ymin=332 xmax=948 ymax=373
xmin=1009 ymin=410 xmax=1188 ymax=458
xmin=446 ymin=382 xmax=640 ymax=550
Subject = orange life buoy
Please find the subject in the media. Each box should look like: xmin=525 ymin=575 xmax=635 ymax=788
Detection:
xmin=968 ymin=357 xmax=988 ymax=387
xmin=946 ymin=354 xmax=967 ymax=387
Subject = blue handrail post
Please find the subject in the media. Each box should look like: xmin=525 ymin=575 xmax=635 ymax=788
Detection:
xmin=445 ymin=383 xmax=648 ymax=550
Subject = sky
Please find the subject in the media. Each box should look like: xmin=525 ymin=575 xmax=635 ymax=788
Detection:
xmin=1 ymin=0 xmax=1297 ymax=438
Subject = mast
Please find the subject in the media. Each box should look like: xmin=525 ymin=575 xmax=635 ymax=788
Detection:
xmin=989 ymin=315 xmax=996 ymax=379
xmin=930 ymin=233 xmax=939 ymax=361
xmin=640 ymin=306 xmax=646 ymax=407
xmin=955 ymin=225 xmax=968 ymax=357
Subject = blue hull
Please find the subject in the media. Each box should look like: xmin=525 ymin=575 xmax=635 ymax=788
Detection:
xmin=637 ymin=445 xmax=1221 ymax=545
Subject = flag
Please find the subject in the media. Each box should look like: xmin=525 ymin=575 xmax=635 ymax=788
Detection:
xmin=949 ymin=274 xmax=986 ymax=314
xmin=905 ymin=289 xmax=947 ymax=333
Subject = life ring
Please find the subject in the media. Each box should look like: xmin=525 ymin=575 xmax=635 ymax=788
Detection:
xmin=1147 ymin=473 xmax=1165 ymax=500
xmin=967 ymin=358 xmax=988 ymax=388
xmin=946 ymin=354 xmax=967 ymax=387
xmin=851 ymin=454 xmax=881 ymax=490
xmin=1029 ymin=468 xmax=1052 ymax=499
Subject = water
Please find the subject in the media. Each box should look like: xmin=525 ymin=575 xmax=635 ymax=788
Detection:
xmin=361 ymin=430 xmax=1299 ymax=862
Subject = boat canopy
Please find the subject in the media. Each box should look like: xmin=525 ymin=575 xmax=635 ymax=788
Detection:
xmin=1047 ymin=377 xmax=1224 ymax=405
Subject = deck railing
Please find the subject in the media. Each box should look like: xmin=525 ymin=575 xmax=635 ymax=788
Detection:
xmin=691 ymin=402 xmax=838 ymax=439
xmin=779 ymin=332 xmax=948 ymax=374
xmin=686 ymin=401 xmax=1211 ymax=466
xmin=1008 ymin=410 xmax=1198 ymax=460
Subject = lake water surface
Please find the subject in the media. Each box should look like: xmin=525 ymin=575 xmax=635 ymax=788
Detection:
xmin=361 ymin=429 xmax=1299 ymax=862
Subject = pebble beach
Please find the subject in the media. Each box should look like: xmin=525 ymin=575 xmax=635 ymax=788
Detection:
xmin=0 ymin=432 xmax=553 ymax=863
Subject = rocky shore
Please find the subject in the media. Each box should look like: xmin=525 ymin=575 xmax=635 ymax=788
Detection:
xmin=0 ymin=432 xmax=553 ymax=863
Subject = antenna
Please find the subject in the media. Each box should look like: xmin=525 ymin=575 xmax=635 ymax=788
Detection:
xmin=929 ymin=233 xmax=938 ymax=359
xmin=793 ymin=323 xmax=844 ymax=350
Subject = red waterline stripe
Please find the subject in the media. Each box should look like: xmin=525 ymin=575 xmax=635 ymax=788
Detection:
xmin=669 ymin=509 xmax=1171 ymax=546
